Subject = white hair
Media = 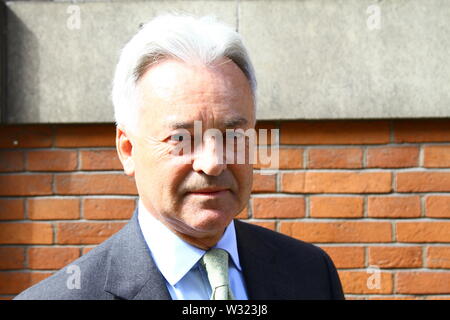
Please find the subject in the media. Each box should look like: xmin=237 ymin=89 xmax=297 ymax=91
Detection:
xmin=112 ymin=13 xmax=257 ymax=131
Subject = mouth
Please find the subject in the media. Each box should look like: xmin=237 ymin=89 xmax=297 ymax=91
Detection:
xmin=187 ymin=188 xmax=230 ymax=197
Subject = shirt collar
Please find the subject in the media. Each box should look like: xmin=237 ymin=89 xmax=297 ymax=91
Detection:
xmin=137 ymin=199 xmax=242 ymax=286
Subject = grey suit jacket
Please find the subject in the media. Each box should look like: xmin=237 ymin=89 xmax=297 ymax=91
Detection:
xmin=15 ymin=208 xmax=344 ymax=300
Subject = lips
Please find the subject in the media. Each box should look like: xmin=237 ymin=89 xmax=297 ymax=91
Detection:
xmin=187 ymin=187 xmax=230 ymax=196
xmin=192 ymin=187 xmax=226 ymax=193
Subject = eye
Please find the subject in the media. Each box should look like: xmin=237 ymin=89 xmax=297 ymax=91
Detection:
xmin=171 ymin=134 xmax=184 ymax=142
xmin=169 ymin=132 xmax=191 ymax=144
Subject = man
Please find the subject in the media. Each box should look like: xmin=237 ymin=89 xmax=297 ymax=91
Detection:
xmin=15 ymin=14 xmax=344 ymax=300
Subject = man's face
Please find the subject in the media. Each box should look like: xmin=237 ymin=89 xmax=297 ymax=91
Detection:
xmin=117 ymin=58 xmax=255 ymax=247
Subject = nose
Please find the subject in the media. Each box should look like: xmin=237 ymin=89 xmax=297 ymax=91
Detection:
xmin=192 ymin=137 xmax=226 ymax=176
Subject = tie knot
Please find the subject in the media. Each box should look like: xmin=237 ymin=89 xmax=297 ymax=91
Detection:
xmin=202 ymin=248 xmax=228 ymax=269
xmin=201 ymin=248 xmax=233 ymax=300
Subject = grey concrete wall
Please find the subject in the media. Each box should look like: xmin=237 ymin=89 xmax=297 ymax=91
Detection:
xmin=4 ymin=0 xmax=450 ymax=123
xmin=241 ymin=0 xmax=450 ymax=120
xmin=6 ymin=0 xmax=236 ymax=123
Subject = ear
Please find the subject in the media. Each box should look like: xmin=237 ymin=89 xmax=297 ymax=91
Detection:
xmin=116 ymin=126 xmax=135 ymax=176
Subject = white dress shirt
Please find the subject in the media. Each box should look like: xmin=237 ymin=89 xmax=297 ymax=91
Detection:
xmin=137 ymin=199 xmax=249 ymax=300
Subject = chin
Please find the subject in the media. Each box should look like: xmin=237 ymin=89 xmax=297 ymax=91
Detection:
xmin=187 ymin=208 xmax=236 ymax=234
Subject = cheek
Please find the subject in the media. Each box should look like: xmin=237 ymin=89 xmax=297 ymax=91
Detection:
xmin=135 ymin=151 xmax=191 ymax=197
xmin=134 ymin=140 xmax=175 ymax=175
xmin=231 ymin=164 xmax=253 ymax=196
xmin=133 ymin=147 xmax=170 ymax=195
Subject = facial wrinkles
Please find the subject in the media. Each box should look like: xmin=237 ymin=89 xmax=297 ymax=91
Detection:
xmin=142 ymin=135 xmax=173 ymax=161
xmin=164 ymin=214 xmax=220 ymax=239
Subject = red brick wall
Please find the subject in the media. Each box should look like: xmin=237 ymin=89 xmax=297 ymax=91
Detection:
xmin=1 ymin=120 xmax=450 ymax=300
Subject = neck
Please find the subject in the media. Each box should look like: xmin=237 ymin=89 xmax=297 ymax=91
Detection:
xmin=172 ymin=230 xmax=223 ymax=250
xmin=160 ymin=216 xmax=228 ymax=251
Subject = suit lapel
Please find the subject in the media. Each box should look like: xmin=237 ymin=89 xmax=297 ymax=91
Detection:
xmin=234 ymin=220 xmax=292 ymax=299
xmin=103 ymin=208 xmax=171 ymax=300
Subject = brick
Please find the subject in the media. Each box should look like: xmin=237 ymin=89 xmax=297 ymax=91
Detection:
xmin=424 ymin=146 xmax=450 ymax=168
xmin=308 ymin=148 xmax=362 ymax=169
xmin=396 ymin=272 xmax=450 ymax=294
xmin=426 ymin=196 xmax=450 ymax=218
xmin=0 ymin=223 xmax=53 ymax=244
xmin=280 ymin=172 xmax=305 ymax=193
xmin=28 ymin=198 xmax=80 ymax=220
xmin=427 ymin=247 xmax=450 ymax=269
xmin=246 ymin=221 xmax=276 ymax=231
xmin=0 ymin=199 xmax=24 ymax=220
xmin=319 ymin=246 xmax=365 ymax=268
xmin=255 ymin=148 xmax=303 ymax=169
xmin=82 ymin=247 xmax=95 ymax=255
xmin=28 ymin=247 xmax=80 ymax=270
xmin=368 ymin=196 xmax=421 ymax=218
xmin=83 ymin=198 xmax=135 ymax=220
xmin=252 ymin=197 xmax=305 ymax=218
xmin=57 ymin=222 xmax=126 ymax=244
xmin=368 ymin=246 xmax=422 ymax=268
xmin=278 ymin=148 xmax=303 ymax=169
xmin=0 ymin=174 xmax=52 ymax=196
xmin=0 ymin=125 xmax=53 ymax=148
xmin=55 ymin=174 xmax=138 ymax=195
xmin=305 ymin=172 xmax=393 ymax=194
xmin=252 ymin=172 xmax=276 ymax=193
xmin=0 ymin=151 xmax=25 ymax=172
xmin=0 ymin=248 xmax=25 ymax=270
xmin=394 ymin=120 xmax=450 ymax=143
xmin=280 ymin=121 xmax=390 ymax=145
xmin=54 ymin=124 xmax=115 ymax=147
xmin=280 ymin=221 xmax=392 ymax=243
xmin=0 ymin=272 xmax=52 ymax=295
xmin=397 ymin=172 xmax=450 ymax=192
xmin=310 ymin=196 xmax=363 ymax=218
xmin=367 ymin=146 xmax=419 ymax=168
xmin=367 ymin=296 xmax=419 ymax=300
xmin=80 ymin=149 xmax=123 ymax=170
xmin=338 ymin=271 xmax=393 ymax=294
xmin=397 ymin=222 xmax=450 ymax=243
xmin=282 ymin=172 xmax=392 ymax=193
xmin=27 ymin=150 xmax=77 ymax=171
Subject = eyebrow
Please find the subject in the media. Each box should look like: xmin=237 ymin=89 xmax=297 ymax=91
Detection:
xmin=223 ymin=117 xmax=248 ymax=128
xmin=167 ymin=121 xmax=195 ymax=130
xmin=166 ymin=117 xmax=248 ymax=130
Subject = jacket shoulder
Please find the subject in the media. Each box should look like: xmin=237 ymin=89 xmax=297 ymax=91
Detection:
xmin=14 ymin=232 xmax=119 ymax=300
xmin=234 ymin=219 xmax=345 ymax=299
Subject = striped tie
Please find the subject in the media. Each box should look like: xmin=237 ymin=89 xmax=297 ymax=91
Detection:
xmin=201 ymin=248 xmax=234 ymax=300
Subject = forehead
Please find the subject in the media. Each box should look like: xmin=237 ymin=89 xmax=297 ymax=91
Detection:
xmin=136 ymin=58 xmax=255 ymax=131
